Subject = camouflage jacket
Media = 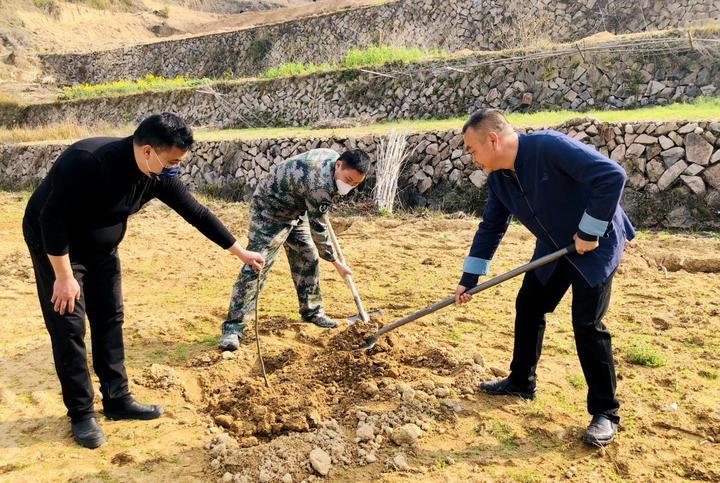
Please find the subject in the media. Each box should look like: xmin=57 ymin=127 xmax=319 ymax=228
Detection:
xmin=251 ymin=149 xmax=339 ymax=262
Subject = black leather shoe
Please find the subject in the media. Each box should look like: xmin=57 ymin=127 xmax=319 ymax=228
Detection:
xmin=71 ymin=417 xmax=106 ymax=449
xmin=582 ymin=415 xmax=617 ymax=446
xmin=479 ymin=377 xmax=537 ymax=400
xmin=104 ymin=398 xmax=163 ymax=421
xmin=302 ymin=313 xmax=339 ymax=329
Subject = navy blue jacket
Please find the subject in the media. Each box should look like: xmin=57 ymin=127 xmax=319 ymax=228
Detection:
xmin=460 ymin=130 xmax=636 ymax=288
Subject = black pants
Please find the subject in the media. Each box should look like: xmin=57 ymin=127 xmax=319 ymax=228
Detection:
xmin=509 ymin=258 xmax=619 ymax=422
xmin=23 ymin=219 xmax=131 ymax=423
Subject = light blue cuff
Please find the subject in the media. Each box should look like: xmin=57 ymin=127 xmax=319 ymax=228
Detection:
xmin=463 ymin=256 xmax=490 ymax=275
xmin=579 ymin=211 xmax=609 ymax=237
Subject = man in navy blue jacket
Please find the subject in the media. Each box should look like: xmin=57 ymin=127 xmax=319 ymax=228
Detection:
xmin=455 ymin=109 xmax=635 ymax=446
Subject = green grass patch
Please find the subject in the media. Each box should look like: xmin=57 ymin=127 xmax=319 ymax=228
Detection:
xmin=626 ymin=338 xmax=666 ymax=367
xmin=698 ymin=369 xmax=718 ymax=380
xmin=58 ymin=74 xmax=212 ymax=100
xmin=197 ymin=96 xmax=720 ymax=142
xmin=507 ymin=469 xmax=542 ymax=483
xmin=261 ymin=62 xmax=336 ymax=79
xmin=491 ymin=420 xmax=520 ymax=449
xmin=260 ymin=45 xmax=448 ymax=79
xmin=5 ymin=97 xmax=719 ymax=146
xmin=567 ymin=373 xmax=586 ymax=389
xmin=342 ymin=45 xmax=447 ymax=68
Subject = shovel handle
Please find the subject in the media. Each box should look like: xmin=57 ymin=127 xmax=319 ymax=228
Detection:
xmin=371 ymin=244 xmax=576 ymax=339
xmin=326 ymin=216 xmax=370 ymax=322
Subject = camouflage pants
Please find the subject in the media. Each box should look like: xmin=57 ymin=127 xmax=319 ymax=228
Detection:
xmin=222 ymin=210 xmax=322 ymax=336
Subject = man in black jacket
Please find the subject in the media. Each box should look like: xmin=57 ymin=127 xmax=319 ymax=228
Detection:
xmin=23 ymin=113 xmax=265 ymax=449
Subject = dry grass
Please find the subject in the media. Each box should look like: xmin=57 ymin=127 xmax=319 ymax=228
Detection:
xmin=0 ymin=120 xmax=134 ymax=145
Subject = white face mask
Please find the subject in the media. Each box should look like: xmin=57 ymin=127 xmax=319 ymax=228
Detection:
xmin=336 ymin=178 xmax=355 ymax=196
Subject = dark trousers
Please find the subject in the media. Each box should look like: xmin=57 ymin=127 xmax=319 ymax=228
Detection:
xmin=23 ymin=218 xmax=131 ymax=423
xmin=509 ymin=258 xmax=619 ymax=422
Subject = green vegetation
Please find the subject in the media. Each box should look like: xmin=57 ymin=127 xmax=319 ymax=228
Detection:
xmin=198 ymin=96 xmax=720 ymax=141
xmin=491 ymin=420 xmax=520 ymax=449
xmin=698 ymin=369 xmax=718 ymax=380
xmin=566 ymin=373 xmax=586 ymax=389
xmin=3 ymin=97 xmax=718 ymax=146
xmin=58 ymin=74 xmax=212 ymax=100
xmin=626 ymin=338 xmax=666 ymax=367
xmin=260 ymin=45 xmax=448 ymax=79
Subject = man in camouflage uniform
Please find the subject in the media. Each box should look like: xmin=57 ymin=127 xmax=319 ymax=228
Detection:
xmin=219 ymin=148 xmax=370 ymax=351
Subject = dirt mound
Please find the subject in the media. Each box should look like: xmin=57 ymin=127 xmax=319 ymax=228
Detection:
xmin=198 ymin=313 xmax=490 ymax=481
xmin=655 ymin=254 xmax=720 ymax=273
xmin=133 ymin=364 xmax=185 ymax=391
xmin=210 ymin=376 xmax=327 ymax=438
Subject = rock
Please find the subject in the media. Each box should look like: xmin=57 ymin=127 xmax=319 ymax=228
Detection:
xmin=360 ymin=380 xmax=379 ymax=397
xmin=678 ymin=123 xmax=698 ymax=134
xmin=309 ymin=447 xmax=332 ymax=476
xmin=657 ymin=161 xmax=688 ymax=190
xmin=658 ymin=135 xmax=674 ymax=150
xmin=365 ymin=452 xmax=377 ymax=463
xmin=393 ymin=453 xmax=410 ymax=471
xmin=258 ymin=470 xmax=272 ymax=483
xmin=221 ymin=472 xmax=234 ymax=483
xmin=401 ymin=386 xmax=415 ymax=401
xmin=609 ymin=145 xmax=625 ymax=162
xmin=646 ymin=160 xmax=665 ymax=183
xmin=666 ymin=206 xmax=692 ymax=228
xmin=425 ymin=143 xmax=439 ymax=155
xmin=634 ymin=134 xmax=657 ymax=144
xmin=390 ymin=423 xmax=423 ymax=446
xmin=684 ymin=164 xmax=704 ymax=176
xmin=489 ymin=366 xmax=508 ymax=377
xmin=214 ymin=414 xmax=234 ymax=429
xmin=647 ymin=80 xmax=665 ymax=95
xmin=626 ymin=143 xmax=645 ymax=158
xmin=281 ymin=473 xmax=293 ymax=483
xmin=443 ymin=399 xmax=462 ymax=412
xmin=418 ymin=177 xmax=432 ymax=194
xmin=222 ymin=351 xmax=237 ymax=360
xmin=434 ymin=386 xmax=450 ymax=397
xmin=702 ymin=163 xmax=720 ymax=190
xmin=661 ymin=147 xmax=685 ymax=168
xmin=680 ymin=175 xmax=706 ymax=195
xmin=711 ymin=149 xmax=720 ymax=164
xmin=469 ymin=170 xmax=486 ymax=188
xmin=473 ymin=352 xmax=485 ymax=366
xmin=685 ymin=133 xmax=713 ymax=166
xmin=627 ymin=173 xmax=647 ymax=190
xmin=356 ymin=423 xmax=375 ymax=442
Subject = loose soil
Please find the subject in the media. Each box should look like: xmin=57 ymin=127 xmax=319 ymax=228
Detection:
xmin=0 ymin=191 xmax=718 ymax=481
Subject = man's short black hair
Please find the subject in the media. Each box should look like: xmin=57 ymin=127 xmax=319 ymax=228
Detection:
xmin=338 ymin=149 xmax=370 ymax=174
xmin=462 ymin=108 xmax=509 ymax=134
xmin=133 ymin=113 xmax=194 ymax=151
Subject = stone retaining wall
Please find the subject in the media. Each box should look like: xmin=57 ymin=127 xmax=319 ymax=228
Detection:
xmin=39 ymin=0 xmax=720 ymax=85
xmin=2 ymin=119 xmax=719 ymax=229
xmin=4 ymin=36 xmax=719 ymax=130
